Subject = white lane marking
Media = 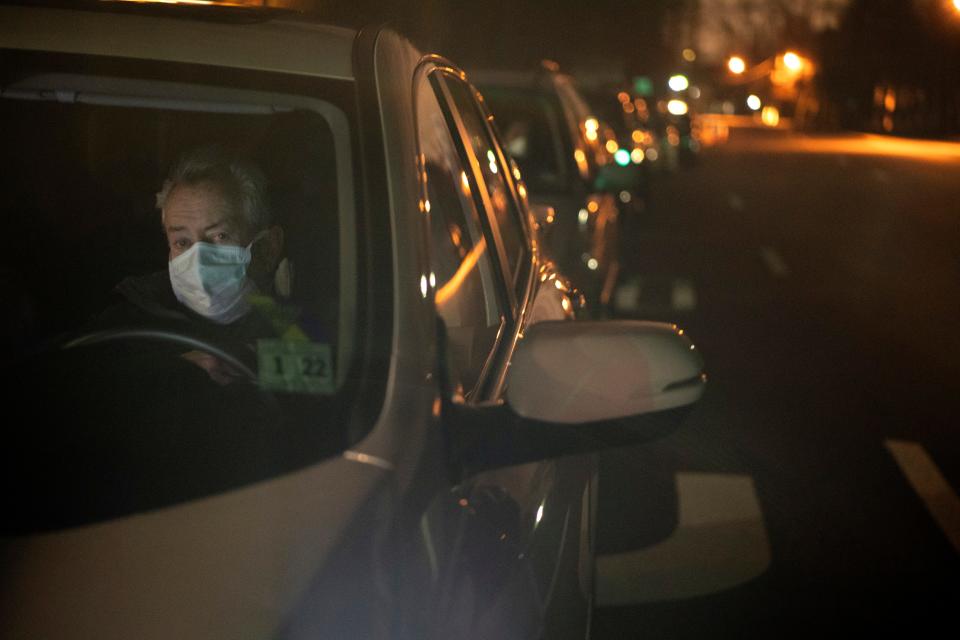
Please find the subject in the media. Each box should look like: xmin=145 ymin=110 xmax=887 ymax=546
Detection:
xmin=885 ymin=439 xmax=960 ymax=554
xmin=727 ymin=192 xmax=745 ymax=211
xmin=759 ymin=246 xmax=790 ymax=277
xmin=595 ymin=473 xmax=771 ymax=606
xmin=671 ymin=278 xmax=698 ymax=311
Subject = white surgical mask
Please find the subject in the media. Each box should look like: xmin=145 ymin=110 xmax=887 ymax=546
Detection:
xmin=168 ymin=237 xmax=262 ymax=324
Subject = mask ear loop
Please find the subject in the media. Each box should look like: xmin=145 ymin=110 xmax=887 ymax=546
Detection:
xmin=247 ymin=229 xmax=271 ymax=251
xmin=249 ymin=229 xmax=291 ymax=298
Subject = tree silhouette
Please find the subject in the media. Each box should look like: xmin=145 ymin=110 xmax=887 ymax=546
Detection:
xmin=821 ymin=0 xmax=960 ymax=135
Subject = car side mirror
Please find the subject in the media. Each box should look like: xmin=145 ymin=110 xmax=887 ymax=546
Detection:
xmin=444 ymin=320 xmax=706 ymax=477
xmin=507 ymin=320 xmax=703 ymax=423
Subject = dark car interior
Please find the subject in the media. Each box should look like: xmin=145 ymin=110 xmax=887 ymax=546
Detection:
xmin=0 ymin=61 xmax=354 ymax=533
xmin=1 ymin=100 xmax=340 ymax=351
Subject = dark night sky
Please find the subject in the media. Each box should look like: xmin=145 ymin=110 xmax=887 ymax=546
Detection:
xmin=312 ymin=0 xmax=678 ymax=74
xmin=269 ymin=0 xmax=960 ymax=134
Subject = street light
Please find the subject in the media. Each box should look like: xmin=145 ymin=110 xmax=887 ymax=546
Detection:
xmin=727 ymin=56 xmax=746 ymax=75
xmin=783 ymin=51 xmax=803 ymax=72
xmin=667 ymin=99 xmax=689 ymax=116
xmin=668 ymin=74 xmax=689 ymax=91
xmin=954 ymin=0 xmax=960 ymax=12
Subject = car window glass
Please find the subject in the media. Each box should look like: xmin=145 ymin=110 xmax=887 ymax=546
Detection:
xmin=481 ymin=88 xmax=570 ymax=194
xmin=441 ymin=76 xmax=529 ymax=291
xmin=416 ymin=71 xmax=504 ymax=398
xmin=554 ymin=77 xmax=603 ymax=178
xmin=0 ymin=54 xmax=365 ymax=532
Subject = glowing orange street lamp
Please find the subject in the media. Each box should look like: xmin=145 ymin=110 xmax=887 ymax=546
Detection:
xmin=954 ymin=0 xmax=960 ymax=12
xmin=783 ymin=51 xmax=803 ymax=72
xmin=727 ymin=56 xmax=746 ymax=75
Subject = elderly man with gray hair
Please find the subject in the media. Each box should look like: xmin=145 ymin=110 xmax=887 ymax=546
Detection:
xmin=100 ymin=146 xmax=286 ymax=383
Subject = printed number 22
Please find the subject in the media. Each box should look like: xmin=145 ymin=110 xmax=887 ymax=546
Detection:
xmin=301 ymin=356 xmax=327 ymax=377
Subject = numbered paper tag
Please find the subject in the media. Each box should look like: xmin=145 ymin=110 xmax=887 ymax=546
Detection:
xmin=257 ymin=339 xmax=333 ymax=394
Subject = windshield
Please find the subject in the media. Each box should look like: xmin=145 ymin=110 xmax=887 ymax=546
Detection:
xmin=0 ymin=51 xmax=365 ymax=533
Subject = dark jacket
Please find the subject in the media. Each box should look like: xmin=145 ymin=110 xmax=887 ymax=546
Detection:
xmin=96 ymin=271 xmax=279 ymax=346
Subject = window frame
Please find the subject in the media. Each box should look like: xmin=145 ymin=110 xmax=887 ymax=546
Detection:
xmin=411 ymin=59 xmax=546 ymax=399
xmin=420 ymin=62 xmax=540 ymax=402
xmin=433 ymin=70 xmax=535 ymax=312
xmin=412 ymin=61 xmax=511 ymax=400
xmin=0 ymin=48 xmax=387 ymax=531
xmin=429 ymin=70 xmax=517 ymax=315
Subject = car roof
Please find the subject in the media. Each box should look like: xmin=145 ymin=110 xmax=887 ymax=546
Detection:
xmin=0 ymin=4 xmax=357 ymax=80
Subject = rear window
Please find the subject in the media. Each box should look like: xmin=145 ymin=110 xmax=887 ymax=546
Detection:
xmin=0 ymin=51 xmax=366 ymax=533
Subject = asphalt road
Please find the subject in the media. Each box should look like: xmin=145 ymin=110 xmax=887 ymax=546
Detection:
xmin=591 ymin=125 xmax=960 ymax=637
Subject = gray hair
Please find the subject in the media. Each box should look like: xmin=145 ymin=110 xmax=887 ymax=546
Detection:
xmin=157 ymin=146 xmax=271 ymax=231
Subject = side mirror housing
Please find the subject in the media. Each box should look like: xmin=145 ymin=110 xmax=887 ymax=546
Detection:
xmin=507 ymin=320 xmax=703 ymax=423
xmin=445 ymin=320 xmax=705 ymax=476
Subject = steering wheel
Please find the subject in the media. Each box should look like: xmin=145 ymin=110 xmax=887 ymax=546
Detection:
xmin=61 ymin=328 xmax=257 ymax=381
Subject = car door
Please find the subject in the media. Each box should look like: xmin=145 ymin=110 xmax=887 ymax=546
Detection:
xmin=441 ymin=71 xmax=597 ymax=640
xmin=404 ymin=61 xmax=594 ymax=639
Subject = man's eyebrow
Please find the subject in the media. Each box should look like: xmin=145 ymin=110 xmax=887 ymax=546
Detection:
xmin=165 ymin=219 xmax=232 ymax=234
xmin=203 ymin=219 xmax=232 ymax=232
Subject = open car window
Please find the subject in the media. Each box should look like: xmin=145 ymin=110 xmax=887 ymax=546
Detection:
xmin=0 ymin=52 xmax=367 ymax=533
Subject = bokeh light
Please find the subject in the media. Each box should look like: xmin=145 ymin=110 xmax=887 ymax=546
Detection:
xmin=667 ymin=99 xmax=689 ymax=116
xmin=783 ymin=52 xmax=802 ymax=72
xmin=668 ymin=74 xmax=689 ymax=92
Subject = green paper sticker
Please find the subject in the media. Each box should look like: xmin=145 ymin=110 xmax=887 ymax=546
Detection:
xmin=257 ymin=339 xmax=333 ymax=394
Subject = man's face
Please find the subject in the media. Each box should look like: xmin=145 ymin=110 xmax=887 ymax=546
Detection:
xmin=163 ymin=181 xmax=253 ymax=260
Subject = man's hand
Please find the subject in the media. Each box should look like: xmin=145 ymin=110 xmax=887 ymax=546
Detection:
xmin=181 ymin=350 xmax=247 ymax=385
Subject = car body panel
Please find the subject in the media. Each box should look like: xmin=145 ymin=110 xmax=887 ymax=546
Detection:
xmin=388 ymin=47 xmax=594 ymax=639
xmin=349 ymin=26 xmax=439 ymax=489
xmin=0 ymin=9 xmax=600 ymax=640
xmin=0 ymin=458 xmax=390 ymax=639
xmin=0 ymin=5 xmax=355 ymax=79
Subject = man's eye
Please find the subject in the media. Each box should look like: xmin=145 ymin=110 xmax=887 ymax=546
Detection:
xmin=213 ymin=232 xmax=230 ymax=242
xmin=173 ymin=239 xmax=191 ymax=249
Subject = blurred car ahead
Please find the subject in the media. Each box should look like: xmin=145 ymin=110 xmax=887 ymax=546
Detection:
xmin=0 ymin=2 xmax=705 ymax=639
xmin=650 ymin=93 xmax=701 ymax=170
xmin=474 ymin=65 xmax=640 ymax=314
xmin=579 ymin=85 xmax=657 ymax=212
